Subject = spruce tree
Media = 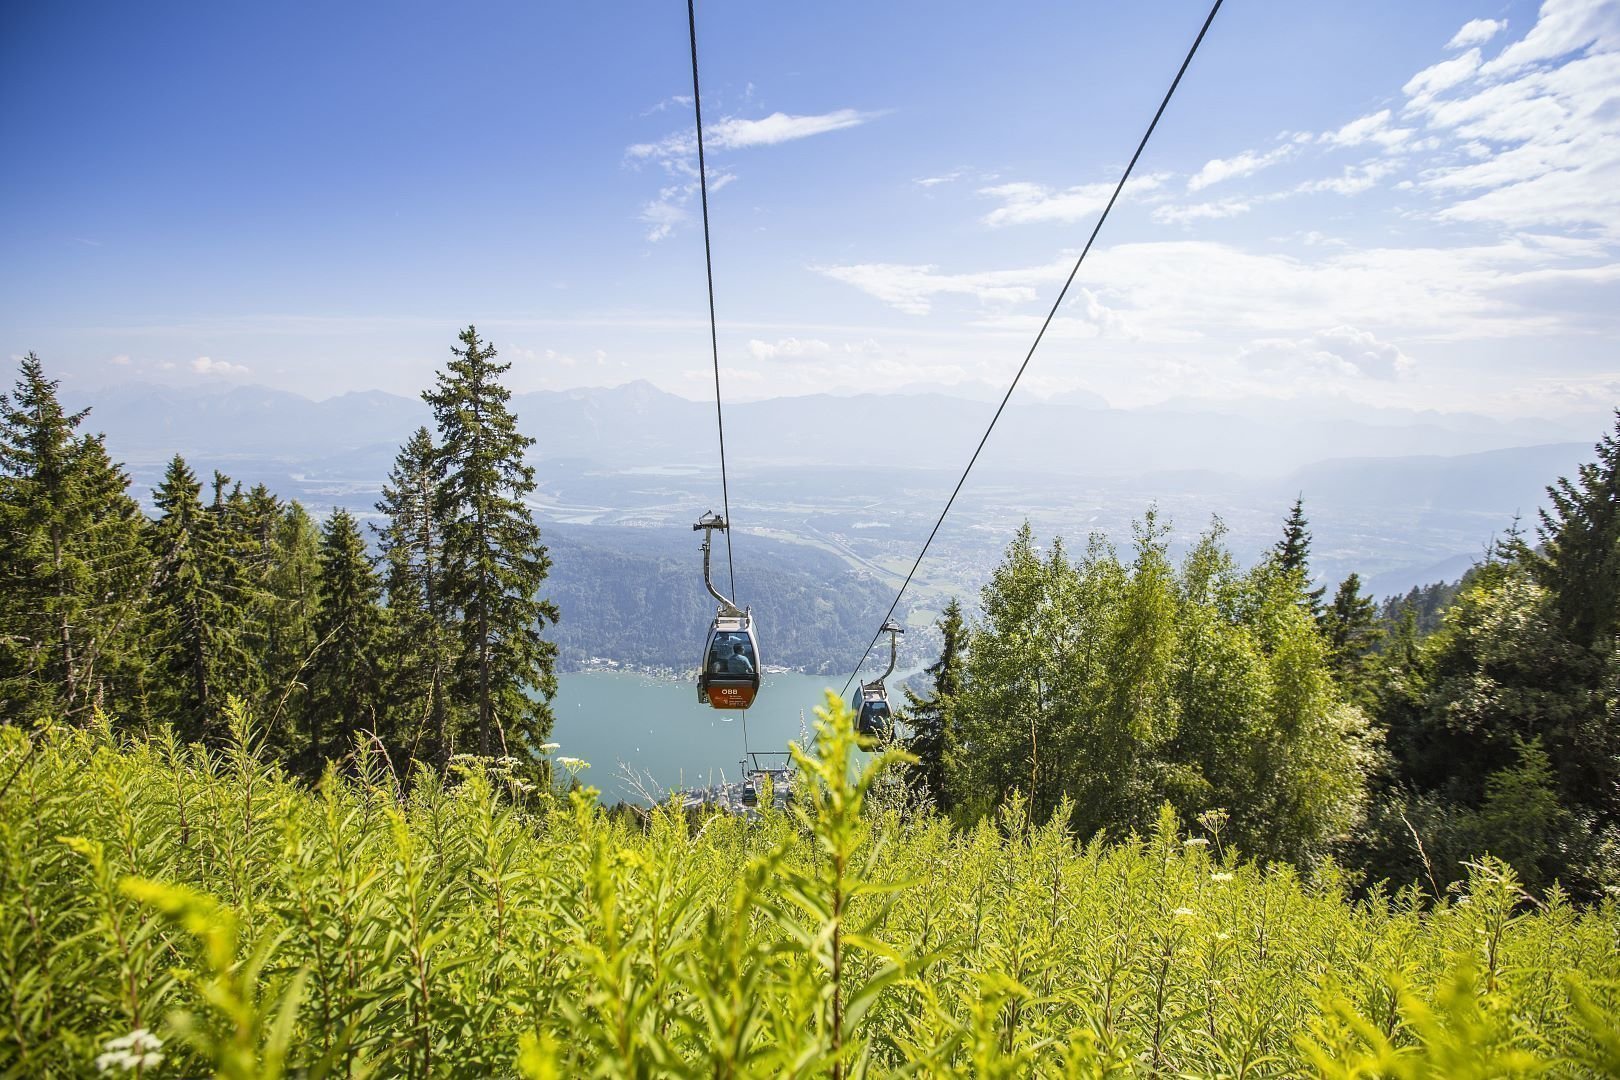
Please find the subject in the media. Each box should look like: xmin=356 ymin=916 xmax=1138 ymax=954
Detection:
xmin=376 ymin=426 xmax=456 ymax=765
xmin=0 ymin=354 xmax=152 ymax=723
xmin=1537 ymin=411 xmax=1620 ymax=651
xmin=1320 ymin=572 xmax=1383 ymax=706
xmin=263 ymin=501 xmax=322 ymax=742
xmin=424 ymin=327 xmax=559 ymax=757
xmin=303 ymin=508 xmax=389 ymax=770
xmin=902 ymin=598 xmax=965 ymax=810
xmin=148 ymin=454 xmax=237 ymax=740
xmin=1274 ymin=495 xmax=1325 ymax=614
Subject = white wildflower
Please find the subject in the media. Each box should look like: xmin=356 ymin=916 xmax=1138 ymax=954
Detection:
xmin=1173 ymin=907 xmax=1197 ymax=919
xmin=1183 ymin=837 xmax=1210 ymax=847
xmin=538 ymin=742 xmax=560 ymax=753
xmin=1211 ymin=871 xmax=1234 ymax=882
xmin=96 ymin=1029 xmax=163 ymax=1074
xmin=557 ymin=756 xmax=589 ymax=773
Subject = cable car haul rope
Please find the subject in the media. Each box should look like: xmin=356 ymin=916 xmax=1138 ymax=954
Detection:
xmin=840 ymin=0 xmax=1225 ymax=699
xmin=678 ymin=0 xmax=1224 ymax=776
xmin=686 ymin=0 xmax=761 ymax=721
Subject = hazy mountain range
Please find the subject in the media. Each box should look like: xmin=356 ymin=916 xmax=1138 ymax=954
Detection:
xmin=59 ymin=380 xmax=1610 ymax=650
xmin=68 ymin=379 xmax=1597 ymax=478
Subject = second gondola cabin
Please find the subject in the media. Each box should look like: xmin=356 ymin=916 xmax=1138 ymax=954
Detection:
xmin=851 ymin=683 xmax=893 ymax=737
xmin=699 ymin=611 xmax=760 ymax=710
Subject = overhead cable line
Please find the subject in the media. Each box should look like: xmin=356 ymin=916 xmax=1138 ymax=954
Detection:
xmin=841 ymin=0 xmax=1225 ymax=695
xmin=687 ymin=0 xmax=737 ymax=602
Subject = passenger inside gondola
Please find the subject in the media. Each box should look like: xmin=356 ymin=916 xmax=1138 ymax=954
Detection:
xmin=709 ymin=634 xmax=755 ymax=675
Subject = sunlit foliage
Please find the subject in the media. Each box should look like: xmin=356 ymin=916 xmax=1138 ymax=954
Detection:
xmin=3 ymin=698 xmax=1615 ymax=1077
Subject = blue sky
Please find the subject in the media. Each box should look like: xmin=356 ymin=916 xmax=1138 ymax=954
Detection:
xmin=3 ymin=0 xmax=1617 ymax=421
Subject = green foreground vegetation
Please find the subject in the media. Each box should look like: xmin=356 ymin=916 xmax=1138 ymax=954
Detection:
xmin=4 ymin=700 xmax=1619 ymax=1078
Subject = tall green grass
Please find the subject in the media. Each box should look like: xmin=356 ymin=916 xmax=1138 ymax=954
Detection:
xmin=2 ymin=695 xmax=1617 ymax=1077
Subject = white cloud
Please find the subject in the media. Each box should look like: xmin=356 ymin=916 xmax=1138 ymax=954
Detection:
xmin=978 ymin=173 xmax=1168 ymax=227
xmin=915 ymin=170 xmax=965 ymax=188
xmin=1320 ymin=109 xmax=1415 ymax=149
xmin=1296 ymin=159 xmax=1400 ymax=195
xmin=1188 ymin=145 xmax=1293 ymax=191
xmin=708 ymin=109 xmax=877 ymax=148
xmin=640 ymin=194 xmax=689 ymax=243
xmin=1448 ymin=18 xmax=1508 ymax=50
xmin=626 ymin=107 xmax=875 ymax=240
xmin=815 ymin=259 xmax=1071 ymax=315
xmin=1152 ymin=198 xmax=1254 ymax=225
xmin=109 ymin=353 xmax=131 ymax=366
xmin=1406 ymin=7 xmax=1620 ymax=238
xmin=1480 ymin=0 xmax=1620 ymax=76
xmin=191 ymin=356 xmax=249 ymax=376
xmin=1237 ymin=326 xmax=1413 ymax=380
xmin=747 ymin=337 xmax=833 ymax=360
xmin=821 ymin=236 xmax=1620 ymax=350
xmin=1403 ymin=51 xmax=1485 ymax=104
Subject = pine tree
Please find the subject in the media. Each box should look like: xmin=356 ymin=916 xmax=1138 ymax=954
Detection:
xmin=263 ymin=501 xmax=322 ymax=740
xmin=376 ymin=427 xmax=457 ymax=765
xmin=424 ymin=327 xmax=559 ymax=757
xmin=1274 ymin=495 xmax=1325 ymax=614
xmin=303 ymin=508 xmax=389 ymax=770
xmin=1537 ymin=411 xmax=1620 ymax=651
xmin=148 ymin=454 xmax=239 ymax=740
xmin=902 ymin=598 xmax=965 ymax=810
xmin=1320 ymin=572 xmax=1383 ymax=706
xmin=0 ymin=355 xmax=152 ymax=723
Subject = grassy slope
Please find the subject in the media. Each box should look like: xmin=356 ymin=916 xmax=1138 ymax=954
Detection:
xmin=2 ymin=702 xmax=1617 ymax=1078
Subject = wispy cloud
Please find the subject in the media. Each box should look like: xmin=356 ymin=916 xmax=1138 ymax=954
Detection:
xmin=915 ymin=169 xmax=966 ymax=188
xmin=1238 ymin=326 xmax=1413 ymax=380
xmin=191 ymin=356 xmax=249 ymax=376
xmin=1151 ymin=198 xmax=1254 ymax=225
xmin=626 ymin=107 xmax=879 ymax=240
xmin=709 ymin=109 xmax=877 ymax=148
xmin=1188 ymin=145 xmax=1294 ymax=191
xmin=1296 ymin=159 xmax=1400 ymax=196
xmin=1448 ymin=18 xmax=1508 ymax=50
xmin=816 ymin=259 xmax=1070 ymax=315
xmin=1319 ymin=109 xmax=1414 ymax=150
xmin=978 ymin=173 xmax=1169 ymax=227
xmin=747 ymin=337 xmax=834 ymax=360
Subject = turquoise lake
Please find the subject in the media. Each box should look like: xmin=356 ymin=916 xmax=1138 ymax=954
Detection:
xmin=549 ymin=670 xmax=911 ymax=803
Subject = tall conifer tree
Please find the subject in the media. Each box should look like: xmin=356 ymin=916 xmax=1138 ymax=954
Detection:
xmin=376 ymin=426 xmax=456 ymax=764
xmin=1274 ymin=495 xmax=1325 ymax=614
xmin=424 ymin=327 xmax=558 ymax=756
xmin=1320 ymin=571 xmax=1383 ymax=706
xmin=1537 ymin=411 xmax=1620 ymax=651
xmin=148 ymin=454 xmax=237 ymax=739
xmin=902 ymin=598 xmax=965 ymax=810
xmin=0 ymin=355 xmax=151 ymax=722
xmin=303 ymin=508 xmax=388 ymax=769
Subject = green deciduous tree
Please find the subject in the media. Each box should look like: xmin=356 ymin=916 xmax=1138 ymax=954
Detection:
xmin=947 ymin=513 xmax=1370 ymax=866
xmin=424 ymin=327 xmax=559 ymax=758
